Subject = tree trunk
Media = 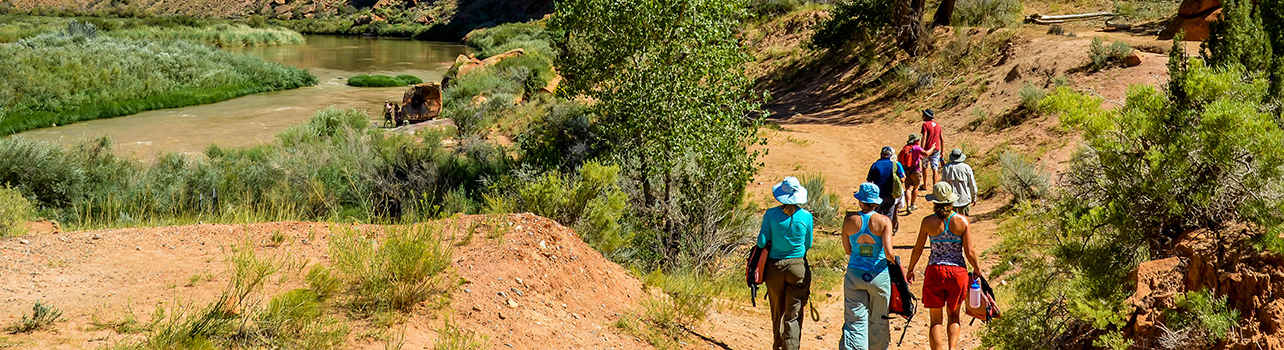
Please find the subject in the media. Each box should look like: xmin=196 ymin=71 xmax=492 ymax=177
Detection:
xmin=933 ymin=0 xmax=956 ymax=26
xmin=895 ymin=0 xmax=929 ymax=56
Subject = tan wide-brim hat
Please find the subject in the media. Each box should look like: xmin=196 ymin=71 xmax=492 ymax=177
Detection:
xmin=925 ymin=182 xmax=960 ymax=204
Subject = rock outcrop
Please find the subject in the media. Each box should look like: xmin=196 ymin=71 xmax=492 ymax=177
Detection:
xmin=401 ymin=82 xmax=443 ymax=122
xmin=1159 ymin=0 xmax=1222 ymax=41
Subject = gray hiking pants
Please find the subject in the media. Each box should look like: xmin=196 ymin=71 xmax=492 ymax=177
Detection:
xmin=766 ymin=257 xmax=811 ymax=350
xmin=841 ymin=268 xmax=891 ymax=350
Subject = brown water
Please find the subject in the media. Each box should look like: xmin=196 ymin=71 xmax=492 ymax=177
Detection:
xmin=14 ymin=35 xmax=468 ymax=158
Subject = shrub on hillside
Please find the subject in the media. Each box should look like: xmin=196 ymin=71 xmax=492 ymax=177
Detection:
xmin=808 ymin=0 xmax=892 ymax=51
xmin=998 ymin=151 xmax=1049 ymax=203
xmin=1018 ymin=83 xmax=1046 ymax=111
xmin=1162 ymin=290 xmax=1241 ymax=347
xmin=0 ymin=185 xmax=31 ymax=237
xmin=464 ymin=21 xmax=553 ymax=58
xmin=952 ymin=0 xmax=1022 ymax=27
xmin=800 ymin=174 xmax=842 ymax=230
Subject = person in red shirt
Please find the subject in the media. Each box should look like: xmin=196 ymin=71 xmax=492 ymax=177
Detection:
xmin=898 ymin=134 xmax=929 ymax=213
xmin=920 ymin=109 xmax=944 ymax=191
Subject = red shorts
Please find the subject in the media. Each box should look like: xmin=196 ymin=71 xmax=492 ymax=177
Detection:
xmin=922 ymin=265 xmax=968 ymax=309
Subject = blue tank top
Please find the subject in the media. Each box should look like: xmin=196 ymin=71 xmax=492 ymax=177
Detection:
xmin=848 ymin=211 xmax=888 ymax=273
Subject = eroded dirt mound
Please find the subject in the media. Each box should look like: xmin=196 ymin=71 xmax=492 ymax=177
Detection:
xmin=0 ymin=214 xmax=647 ymax=349
xmin=1125 ymin=224 xmax=1284 ymax=350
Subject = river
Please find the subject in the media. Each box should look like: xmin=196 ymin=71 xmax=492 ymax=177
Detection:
xmin=14 ymin=35 xmax=469 ymax=158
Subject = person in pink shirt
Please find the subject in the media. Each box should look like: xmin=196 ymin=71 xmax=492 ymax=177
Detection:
xmin=920 ymin=109 xmax=944 ymax=191
xmin=898 ymin=134 xmax=929 ymax=214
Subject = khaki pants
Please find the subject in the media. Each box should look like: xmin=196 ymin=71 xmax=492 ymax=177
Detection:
xmin=766 ymin=257 xmax=812 ymax=350
xmin=954 ymin=204 xmax=971 ymax=217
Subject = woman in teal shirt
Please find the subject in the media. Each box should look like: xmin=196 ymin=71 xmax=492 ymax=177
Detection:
xmin=757 ymin=176 xmax=814 ymax=350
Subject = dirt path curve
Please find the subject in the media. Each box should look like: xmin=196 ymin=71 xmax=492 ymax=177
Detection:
xmin=697 ymin=122 xmax=1011 ymax=350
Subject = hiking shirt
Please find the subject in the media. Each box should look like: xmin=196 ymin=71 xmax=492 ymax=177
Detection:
xmin=847 ymin=211 xmax=888 ymax=273
xmin=941 ymin=161 xmax=979 ymax=207
xmin=757 ymin=206 xmax=814 ymax=260
xmin=899 ymin=145 xmax=927 ymax=173
xmin=921 ymin=121 xmax=943 ymax=153
xmin=866 ymin=158 xmax=906 ymax=199
xmin=927 ymin=213 xmax=967 ymax=267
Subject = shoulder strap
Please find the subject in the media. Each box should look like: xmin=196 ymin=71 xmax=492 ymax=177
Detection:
xmin=932 ymin=213 xmax=962 ymax=243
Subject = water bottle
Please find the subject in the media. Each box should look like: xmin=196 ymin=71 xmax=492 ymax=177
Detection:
xmin=968 ymin=278 xmax=983 ymax=308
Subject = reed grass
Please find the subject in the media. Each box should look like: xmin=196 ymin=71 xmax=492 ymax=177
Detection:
xmin=0 ymin=31 xmax=316 ymax=136
xmin=109 ymin=23 xmax=305 ymax=47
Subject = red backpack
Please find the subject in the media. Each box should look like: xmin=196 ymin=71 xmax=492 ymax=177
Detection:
xmin=886 ymin=256 xmax=918 ymax=345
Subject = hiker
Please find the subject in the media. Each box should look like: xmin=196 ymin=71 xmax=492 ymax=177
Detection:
xmin=383 ymin=100 xmax=395 ymax=127
xmin=898 ymin=134 xmax=929 ymax=214
xmin=841 ymin=183 xmax=896 ymax=350
xmin=866 ymin=146 xmax=905 ymax=233
xmin=940 ymin=149 xmax=979 ymax=216
xmin=757 ymin=177 xmax=815 ymax=350
xmin=905 ymin=182 xmax=982 ymax=350
xmin=920 ymin=109 xmax=943 ymax=191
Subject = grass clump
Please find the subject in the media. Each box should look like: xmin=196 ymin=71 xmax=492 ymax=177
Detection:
xmin=330 ymin=223 xmax=454 ymax=314
xmin=0 ymin=186 xmax=30 ymax=237
xmin=1018 ymin=83 xmax=1047 ymax=111
xmin=952 ymin=0 xmax=1023 ymax=27
xmin=4 ymin=301 xmax=62 ymax=334
xmin=109 ymin=23 xmax=304 ymax=47
xmin=434 ymin=321 xmax=488 ymax=350
xmin=347 ymin=74 xmax=422 ymax=87
xmin=0 ymin=23 xmax=316 ymax=136
xmin=799 ymin=174 xmax=842 ymax=230
xmin=998 ymin=151 xmax=1050 ymax=203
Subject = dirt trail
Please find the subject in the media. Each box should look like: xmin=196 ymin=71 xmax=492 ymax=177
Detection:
xmin=0 ymin=214 xmax=647 ymax=349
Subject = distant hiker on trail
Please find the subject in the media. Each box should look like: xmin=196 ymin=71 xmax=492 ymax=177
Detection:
xmin=757 ymin=177 xmax=814 ymax=350
xmin=866 ymin=146 xmax=905 ymax=234
xmin=905 ymin=182 xmax=982 ymax=350
xmin=898 ymin=134 xmax=929 ymax=214
xmin=921 ymin=109 xmax=944 ymax=191
xmin=941 ymin=149 xmax=979 ymax=217
xmin=841 ymin=183 xmax=896 ymax=350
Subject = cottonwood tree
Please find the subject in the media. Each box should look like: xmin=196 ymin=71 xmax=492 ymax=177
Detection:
xmin=550 ymin=0 xmax=765 ymax=269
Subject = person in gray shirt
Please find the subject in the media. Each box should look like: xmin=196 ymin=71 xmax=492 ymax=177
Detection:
xmin=940 ymin=149 xmax=979 ymax=216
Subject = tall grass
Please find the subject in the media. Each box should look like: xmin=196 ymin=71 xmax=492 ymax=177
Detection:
xmin=0 ymin=30 xmax=316 ymax=136
xmin=330 ymin=223 xmax=454 ymax=314
xmin=109 ymin=23 xmax=305 ymax=47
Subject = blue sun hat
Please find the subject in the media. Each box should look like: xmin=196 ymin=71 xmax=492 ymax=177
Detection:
xmin=772 ymin=177 xmax=809 ymax=205
xmin=854 ymin=182 xmax=883 ymax=205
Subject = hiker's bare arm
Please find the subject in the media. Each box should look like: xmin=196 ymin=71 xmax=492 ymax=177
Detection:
xmin=961 ymin=217 xmax=982 ymax=274
xmin=906 ymin=218 xmax=931 ymax=283
xmin=842 ymin=214 xmax=858 ymax=256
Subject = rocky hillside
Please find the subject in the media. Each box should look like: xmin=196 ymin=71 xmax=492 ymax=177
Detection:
xmin=2 ymin=0 xmax=552 ymax=40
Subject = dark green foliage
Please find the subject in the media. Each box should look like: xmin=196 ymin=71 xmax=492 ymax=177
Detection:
xmin=4 ymin=301 xmax=62 ymax=334
xmin=1088 ymin=37 xmax=1133 ymax=71
xmin=748 ymin=0 xmax=805 ymax=19
xmin=951 ymin=0 xmax=1022 ymax=27
xmin=347 ymin=74 xmax=421 ymax=87
xmin=808 ymin=0 xmax=892 ymax=51
xmin=489 ymin=162 xmax=632 ymax=260
xmin=985 ymin=54 xmax=1284 ymax=349
xmin=1204 ymin=0 xmax=1284 ymax=100
xmin=551 ymin=0 xmax=765 ymax=269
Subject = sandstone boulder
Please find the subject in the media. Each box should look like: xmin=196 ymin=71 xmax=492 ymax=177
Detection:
xmin=401 ymin=82 xmax=443 ymax=123
xmin=1158 ymin=8 xmax=1221 ymax=41
xmin=1123 ymin=51 xmax=1143 ymax=67
xmin=1178 ymin=0 xmax=1221 ymax=16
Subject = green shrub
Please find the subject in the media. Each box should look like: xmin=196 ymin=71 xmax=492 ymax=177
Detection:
xmin=394 ymin=74 xmax=423 ymax=85
xmin=109 ymin=23 xmax=305 ymax=47
xmin=4 ymin=301 xmax=62 ymax=333
xmin=750 ymin=0 xmax=804 ymax=19
xmin=799 ymin=174 xmax=842 ymax=230
xmin=1018 ymin=83 xmax=1047 ymax=111
xmin=464 ymin=21 xmax=553 ymax=58
xmin=952 ymin=0 xmax=1023 ymax=27
xmin=347 ymin=74 xmax=420 ymax=87
xmin=330 ymin=223 xmax=454 ymax=314
xmin=1088 ymin=37 xmax=1133 ymax=71
xmin=0 ymin=186 xmax=30 ymax=237
xmin=998 ymin=151 xmax=1049 ymax=203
